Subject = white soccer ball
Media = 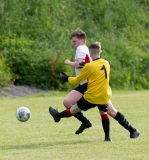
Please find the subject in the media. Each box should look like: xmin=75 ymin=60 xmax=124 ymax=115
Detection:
xmin=16 ymin=107 xmax=31 ymax=122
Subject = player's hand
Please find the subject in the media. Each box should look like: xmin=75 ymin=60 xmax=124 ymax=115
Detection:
xmin=64 ymin=59 xmax=70 ymax=65
xmin=78 ymin=62 xmax=86 ymax=68
xmin=60 ymin=72 xmax=69 ymax=84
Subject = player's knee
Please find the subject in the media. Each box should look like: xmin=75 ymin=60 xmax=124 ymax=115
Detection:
xmin=107 ymin=109 xmax=117 ymax=118
xmin=63 ymin=99 xmax=72 ymax=108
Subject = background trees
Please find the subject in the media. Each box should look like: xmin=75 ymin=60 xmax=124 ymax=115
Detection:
xmin=0 ymin=0 xmax=149 ymax=90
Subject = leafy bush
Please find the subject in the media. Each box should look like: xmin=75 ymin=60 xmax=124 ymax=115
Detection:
xmin=1 ymin=37 xmax=69 ymax=90
xmin=0 ymin=56 xmax=12 ymax=87
xmin=0 ymin=0 xmax=149 ymax=90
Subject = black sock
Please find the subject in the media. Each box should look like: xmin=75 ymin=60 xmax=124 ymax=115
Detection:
xmin=74 ymin=112 xmax=89 ymax=124
xmin=56 ymin=110 xmax=70 ymax=118
xmin=114 ymin=112 xmax=136 ymax=133
xmin=101 ymin=114 xmax=110 ymax=139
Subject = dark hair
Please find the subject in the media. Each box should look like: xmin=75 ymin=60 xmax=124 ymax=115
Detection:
xmin=89 ymin=42 xmax=101 ymax=54
xmin=70 ymin=28 xmax=86 ymax=39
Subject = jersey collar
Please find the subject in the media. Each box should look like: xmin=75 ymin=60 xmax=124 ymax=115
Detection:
xmin=93 ymin=57 xmax=100 ymax=61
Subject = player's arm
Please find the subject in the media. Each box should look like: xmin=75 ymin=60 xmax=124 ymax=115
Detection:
xmin=60 ymin=65 xmax=90 ymax=84
xmin=64 ymin=58 xmax=85 ymax=68
xmin=68 ymin=65 xmax=90 ymax=85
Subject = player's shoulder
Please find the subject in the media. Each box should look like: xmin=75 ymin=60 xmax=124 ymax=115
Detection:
xmin=100 ymin=58 xmax=109 ymax=63
xmin=100 ymin=58 xmax=110 ymax=66
xmin=77 ymin=45 xmax=88 ymax=51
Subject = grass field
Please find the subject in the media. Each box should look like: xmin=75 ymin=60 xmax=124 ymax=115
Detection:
xmin=0 ymin=90 xmax=149 ymax=160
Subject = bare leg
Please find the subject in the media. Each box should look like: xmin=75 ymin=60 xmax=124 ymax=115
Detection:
xmin=63 ymin=90 xmax=92 ymax=134
xmin=70 ymin=103 xmax=82 ymax=114
xmin=107 ymin=100 xmax=117 ymax=117
xmin=63 ymin=90 xmax=83 ymax=108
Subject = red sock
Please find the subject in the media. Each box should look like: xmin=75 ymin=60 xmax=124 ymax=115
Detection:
xmin=66 ymin=108 xmax=73 ymax=117
xmin=101 ymin=113 xmax=110 ymax=139
xmin=101 ymin=113 xmax=109 ymax=120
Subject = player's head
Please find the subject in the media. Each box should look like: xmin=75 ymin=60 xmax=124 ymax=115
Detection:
xmin=89 ymin=42 xmax=102 ymax=58
xmin=70 ymin=28 xmax=86 ymax=50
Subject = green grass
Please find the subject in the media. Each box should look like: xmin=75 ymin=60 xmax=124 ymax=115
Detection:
xmin=0 ymin=90 xmax=149 ymax=160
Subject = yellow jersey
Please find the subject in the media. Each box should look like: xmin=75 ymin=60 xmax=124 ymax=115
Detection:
xmin=68 ymin=58 xmax=112 ymax=104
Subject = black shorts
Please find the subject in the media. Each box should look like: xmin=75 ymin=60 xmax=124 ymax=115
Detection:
xmin=73 ymin=83 xmax=87 ymax=94
xmin=77 ymin=96 xmax=108 ymax=112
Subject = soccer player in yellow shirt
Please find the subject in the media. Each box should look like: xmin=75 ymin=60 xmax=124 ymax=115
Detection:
xmin=49 ymin=42 xmax=140 ymax=139
xmin=62 ymin=28 xmax=111 ymax=141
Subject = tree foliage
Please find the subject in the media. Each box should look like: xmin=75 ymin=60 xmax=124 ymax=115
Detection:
xmin=0 ymin=0 xmax=149 ymax=90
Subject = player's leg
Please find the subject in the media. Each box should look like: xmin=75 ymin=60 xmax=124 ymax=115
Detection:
xmin=49 ymin=97 xmax=94 ymax=133
xmin=99 ymin=110 xmax=111 ymax=141
xmin=49 ymin=104 xmax=78 ymax=122
xmin=107 ymin=100 xmax=140 ymax=138
xmin=63 ymin=86 xmax=111 ymax=137
xmin=63 ymin=85 xmax=92 ymax=134
xmin=49 ymin=103 xmax=86 ymax=122
xmin=63 ymin=89 xmax=82 ymax=108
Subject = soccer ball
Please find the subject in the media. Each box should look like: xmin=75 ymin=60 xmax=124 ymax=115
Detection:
xmin=16 ymin=107 xmax=31 ymax=122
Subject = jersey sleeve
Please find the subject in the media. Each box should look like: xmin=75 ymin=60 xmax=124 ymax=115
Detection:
xmin=75 ymin=46 xmax=86 ymax=60
xmin=68 ymin=64 xmax=91 ymax=85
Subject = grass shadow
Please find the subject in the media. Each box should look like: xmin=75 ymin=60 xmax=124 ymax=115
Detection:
xmin=0 ymin=139 xmax=97 ymax=150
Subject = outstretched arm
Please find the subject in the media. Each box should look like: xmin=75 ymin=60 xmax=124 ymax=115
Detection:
xmin=60 ymin=64 xmax=90 ymax=85
xmin=64 ymin=58 xmax=85 ymax=68
xmin=68 ymin=64 xmax=90 ymax=85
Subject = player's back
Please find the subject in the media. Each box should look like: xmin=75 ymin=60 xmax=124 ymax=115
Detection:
xmin=84 ymin=58 xmax=112 ymax=104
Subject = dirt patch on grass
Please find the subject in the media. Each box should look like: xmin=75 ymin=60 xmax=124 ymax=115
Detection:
xmin=0 ymin=84 xmax=50 ymax=98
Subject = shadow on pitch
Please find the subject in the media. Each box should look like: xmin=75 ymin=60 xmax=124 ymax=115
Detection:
xmin=0 ymin=139 xmax=96 ymax=150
